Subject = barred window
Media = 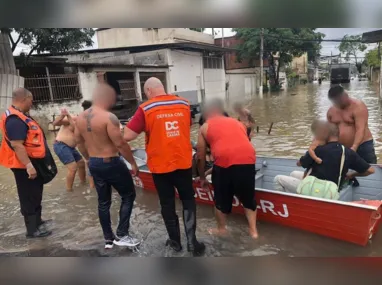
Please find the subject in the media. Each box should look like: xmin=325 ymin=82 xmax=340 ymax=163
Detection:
xmin=203 ymin=56 xmax=223 ymax=69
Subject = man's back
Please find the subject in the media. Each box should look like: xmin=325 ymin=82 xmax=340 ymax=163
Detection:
xmin=76 ymin=107 xmax=119 ymax=158
xmin=206 ymin=116 xmax=256 ymax=168
xmin=300 ymin=142 xmax=370 ymax=185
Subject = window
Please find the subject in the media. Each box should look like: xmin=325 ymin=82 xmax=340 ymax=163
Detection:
xmin=203 ymin=56 xmax=223 ymax=69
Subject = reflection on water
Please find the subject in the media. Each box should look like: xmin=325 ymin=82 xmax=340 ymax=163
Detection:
xmin=1 ymin=81 xmax=382 ymax=257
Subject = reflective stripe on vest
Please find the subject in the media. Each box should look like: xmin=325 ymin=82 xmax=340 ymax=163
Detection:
xmin=0 ymin=106 xmax=46 ymax=169
xmin=140 ymin=95 xmax=192 ymax=174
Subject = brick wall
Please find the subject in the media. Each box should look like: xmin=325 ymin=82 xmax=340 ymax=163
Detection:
xmin=215 ymin=36 xmax=269 ymax=70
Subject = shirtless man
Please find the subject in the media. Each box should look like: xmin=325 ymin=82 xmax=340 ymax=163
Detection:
xmin=75 ymin=83 xmax=140 ymax=249
xmin=327 ymin=85 xmax=377 ymax=164
xmin=53 ymin=109 xmax=86 ymax=192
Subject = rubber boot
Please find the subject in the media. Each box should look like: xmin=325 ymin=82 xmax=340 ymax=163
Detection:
xmin=164 ymin=217 xmax=182 ymax=252
xmin=182 ymin=200 xmax=205 ymax=257
xmin=36 ymin=209 xmax=52 ymax=227
xmin=25 ymin=215 xmax=52 ymax=238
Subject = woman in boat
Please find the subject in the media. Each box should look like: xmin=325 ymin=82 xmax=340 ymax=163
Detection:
xmin=233 ymin=102 xmax=255 ymax=140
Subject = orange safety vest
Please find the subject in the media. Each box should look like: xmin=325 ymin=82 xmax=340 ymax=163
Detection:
xmin=140 ymin=95 xmax=192 ymax=174
xmin=0 ymin=106 xmax=46 ymax=169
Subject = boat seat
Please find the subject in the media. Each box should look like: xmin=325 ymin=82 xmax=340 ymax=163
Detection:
xmin=338 ymin=185 xmax=354 ymax=202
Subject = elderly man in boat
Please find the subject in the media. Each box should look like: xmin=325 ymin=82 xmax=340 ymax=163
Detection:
xmin=274 ymin=122 xmax=375 ymax=197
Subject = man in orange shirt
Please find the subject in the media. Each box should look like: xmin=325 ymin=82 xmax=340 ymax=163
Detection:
xmin=124 ymin=77 xmax=205 ymax=256
xmin=197 ymin=98 xmax=259 ymax=239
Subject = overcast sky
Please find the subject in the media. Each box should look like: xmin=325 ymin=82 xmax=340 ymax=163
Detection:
xmin=13 ymin=28 xmax=380 ymax=59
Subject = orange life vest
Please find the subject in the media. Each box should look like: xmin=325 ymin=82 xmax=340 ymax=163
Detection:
xmin=0 ymin=106 xmax=46 ymax=169
xmin=140 ymin=95 xmax=192 ymax=174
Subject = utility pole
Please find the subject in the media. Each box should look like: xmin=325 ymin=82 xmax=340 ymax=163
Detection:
xmin=259 ymin=28 xmax=264 ymax=94
xmin=221 ymin=28 xmax=224 ymax=47
xmin=212 ymin=28 xmax=215 ymax=39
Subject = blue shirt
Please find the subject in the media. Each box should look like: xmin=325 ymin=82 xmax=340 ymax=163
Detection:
xmin=5 ymin=115 xmax=28 ymax=141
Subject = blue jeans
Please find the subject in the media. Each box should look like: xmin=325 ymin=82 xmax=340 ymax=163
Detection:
xmin=357 ymin=140 xmax=377 ymax=164
xmin=88 ymin=156 xmax=136 ymax=241
xmin=53 ymin=141 xmax=82 ymax=165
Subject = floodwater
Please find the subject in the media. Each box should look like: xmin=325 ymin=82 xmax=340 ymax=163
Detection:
xmin=1 ymin=80 xmax=382 ymax=257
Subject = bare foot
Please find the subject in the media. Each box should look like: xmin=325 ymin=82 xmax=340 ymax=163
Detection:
xmin=67 ymin=188 xmax=73 ymax=192
xmin=249 ymin=228 xmax=259 ymax=239
xmin=208 ymin=227 xmax=228 ymax=236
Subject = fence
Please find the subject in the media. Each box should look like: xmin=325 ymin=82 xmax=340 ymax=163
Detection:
xmin=117 ymin=79 xmax=137 ymax=102
xmin=139 ymin=72 xmax=167 ymax=101
xmin=24 ymin=74 xmax=81 ymax=103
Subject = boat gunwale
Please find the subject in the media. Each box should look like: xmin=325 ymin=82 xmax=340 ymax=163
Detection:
xmin=133 ymin=168 xmax=381 ymax=212
xmin=129 ymin=152 xmax=382 ymax=212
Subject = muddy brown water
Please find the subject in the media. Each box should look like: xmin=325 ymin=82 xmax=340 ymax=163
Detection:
xmin=1 ymin=81 xmax=382 ymax=257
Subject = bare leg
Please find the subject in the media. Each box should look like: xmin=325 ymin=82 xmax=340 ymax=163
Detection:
xmin=88 ymin=176 xmax=95 ymax=189
xmin=208 ymin=208 xmax=228 ymax=236
xmin=66 ymin=162 xmax=78 ymax=192
xmin=77 ymin=159 xmax=86 ymax=184
xmin=244 ymin=208 xmax=258 ymax=239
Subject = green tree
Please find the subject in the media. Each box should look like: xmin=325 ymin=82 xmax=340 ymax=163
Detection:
xmin=338 ymin=34 xmax=367 ymax=73
xmin=8 ymin=28 xmax=95 ymax=59
xmin=233 ymin=28 xmax=324 ymax=88
xmin=365 ymin=47 xmax=380 ymax=68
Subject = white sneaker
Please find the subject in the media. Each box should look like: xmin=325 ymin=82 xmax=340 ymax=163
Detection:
xmin=113 ymin=234 xmax=141 ymax=247
xmin=105 ymin=240 xmax=114 ymax=249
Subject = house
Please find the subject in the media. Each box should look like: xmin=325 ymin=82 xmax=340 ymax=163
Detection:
xmin=22 ymin=28 xmax=232 ymax=128
xmin=214 ymin=36 xmax=270 ymax=99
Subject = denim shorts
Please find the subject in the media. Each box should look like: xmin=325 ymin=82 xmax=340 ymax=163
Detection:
xmin=53 ymin=141 xmax=83 ymax=165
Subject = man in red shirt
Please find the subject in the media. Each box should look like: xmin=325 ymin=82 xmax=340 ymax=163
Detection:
xmin=124 ymin=77 xmax=205 ymax=256
xmin=197 ymin=98 xmax=259 ymax=239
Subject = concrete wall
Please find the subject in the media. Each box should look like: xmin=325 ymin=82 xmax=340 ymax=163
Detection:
xmin=97 ymin=28 xmax=214 ymax=49
xmin=371 ymin=67 xmax=380 ymax=83
xmin=78 ymin=69 xmax=98 ymax=101
xmin=204 ymin=57 xmax=226 ymax=101
xmin=168 ymin=50 xmax=203 ymax=102
xmin=30 ymin=100 xmax=83 ymax=133
xmin=226 ymin=73 xmax=257 ymax=100
xmin=291 ymin=53 xmax=308 ymax=75
xmin=0 ymin=74 xmax=24 ymax=114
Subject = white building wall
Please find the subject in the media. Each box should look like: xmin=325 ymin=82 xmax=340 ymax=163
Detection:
xmin=168 ymin=50 xmax=203 ymax=102
xmin=78 ymin=70 xmax=98 ymax=101
xmin=97 ymin=28 xmax=214 ymax=49
xmin=226 ymin=73 xmax=257 ymax=100
xmin=0 ymin=74 xmax=24 ymax=115
xmin=203 ymin=57 xmax=226 ymax=101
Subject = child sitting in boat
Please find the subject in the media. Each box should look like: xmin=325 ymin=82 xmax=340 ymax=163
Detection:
xmin=233 ymin=102 xmax=255 ymax=140
xmin=304 ymin=119 xmax=327 ymax=177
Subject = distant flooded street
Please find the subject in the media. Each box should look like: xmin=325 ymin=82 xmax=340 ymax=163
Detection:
xmin=1 ymin=80 xmax=382 ymax=257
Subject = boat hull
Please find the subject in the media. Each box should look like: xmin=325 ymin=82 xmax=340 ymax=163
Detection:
xmin=131 ymin=170 xmax=382 ymax=246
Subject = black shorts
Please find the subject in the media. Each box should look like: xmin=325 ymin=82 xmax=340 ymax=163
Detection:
xmin=211 ymin=164 xmax=256 ymax=214
xmin=357 ymin=140 xmax=377 ymax=164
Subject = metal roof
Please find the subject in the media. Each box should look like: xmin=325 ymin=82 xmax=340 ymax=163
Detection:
xmin=30 ymin=41 xmax=234 ymax=58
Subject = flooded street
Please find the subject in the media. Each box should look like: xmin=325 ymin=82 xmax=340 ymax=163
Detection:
xmin=1 ymin=81 xmax=382 ymax=257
